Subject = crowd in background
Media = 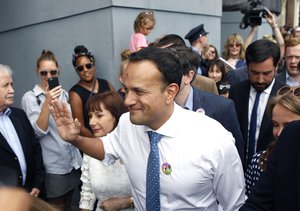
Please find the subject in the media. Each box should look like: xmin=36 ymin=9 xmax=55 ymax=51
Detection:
xmin=1 ymin=8 xmax=300 ymax=211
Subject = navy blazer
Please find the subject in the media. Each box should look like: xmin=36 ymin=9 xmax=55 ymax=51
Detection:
xmin=240 ymin=120 xmax=300 ymax=211
xmin=229 ymin=79 xmax=285 ymax=164
xmin=275 ymin=70 xmax=286 ymax=85
xmin=0 ymin=107 xmax=45 ymax=193
xmin=192 ymin=87 xmax=244 ymax=163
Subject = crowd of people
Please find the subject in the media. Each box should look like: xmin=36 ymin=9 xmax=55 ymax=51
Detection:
xmin=1 ymin=8 xmax=300 ymax=211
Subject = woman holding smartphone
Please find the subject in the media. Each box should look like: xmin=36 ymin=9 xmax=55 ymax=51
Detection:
xmin=21 ymin=50 xmax=82 ymax=211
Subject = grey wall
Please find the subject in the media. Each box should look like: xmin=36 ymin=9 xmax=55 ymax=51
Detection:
xmin=0 ymin=0 xmax=222 ymax=107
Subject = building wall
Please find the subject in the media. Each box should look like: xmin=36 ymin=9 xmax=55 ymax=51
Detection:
xmin=0 ymin=0 xmax=222 ymax=107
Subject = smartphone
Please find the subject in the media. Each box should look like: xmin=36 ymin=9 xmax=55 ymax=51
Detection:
xmin=48 ymin=77 xmax=59 ymax=90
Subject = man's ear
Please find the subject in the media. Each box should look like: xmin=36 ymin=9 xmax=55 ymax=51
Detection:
xmin=164 ymin=83 xmax=179 ymax=104
xmin=187 ymin=70 xmax=195 ymax=83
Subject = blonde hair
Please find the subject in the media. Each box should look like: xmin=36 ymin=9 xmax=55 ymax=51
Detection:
xmin=222 ymin=33 xmax=245 ymax=60
xmin=268 ymin=93 xmax=300 ymax=118
xmin=134 ymin=10 xmax=155 ymax=33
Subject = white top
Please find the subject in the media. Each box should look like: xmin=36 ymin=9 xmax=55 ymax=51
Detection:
xmin=21 ymin=85 xmax=82 ymax=174
xmin=79 ymin=154 xmax=133 ymax=211
xmin=248 ymin=79 xmax=275 ymax=153
xmin=102 ymin=104 xmax=245 ymax=211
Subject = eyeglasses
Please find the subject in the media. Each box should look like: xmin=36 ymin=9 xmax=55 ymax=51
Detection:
xmin=229 ymin=43 xmax=242 ymax=48
xmin=40 ymin=70 xmax=58 ymax=76
xmin=277 ymin=86 xmax=300 ymax=97
xmin=76 ymin=63 xmax=93 ymax=72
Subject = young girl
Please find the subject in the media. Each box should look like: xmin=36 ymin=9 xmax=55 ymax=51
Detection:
xmin=129 ymin=10 xmax=155 ymax=52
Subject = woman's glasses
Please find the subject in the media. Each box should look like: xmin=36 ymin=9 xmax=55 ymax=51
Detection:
xmin=277 ymin=86 xmax=300 ymax=97
xmin=76 ymin=63 xmax=93 ymax=72
xmin=229 ymin=43 xmax=242 ymax=48
xmin=40 ymin=70 xmax=58 ymax=76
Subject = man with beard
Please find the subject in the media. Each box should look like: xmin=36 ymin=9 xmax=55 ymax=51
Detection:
xmin=229 ymin=39 xmax=285 ymax=166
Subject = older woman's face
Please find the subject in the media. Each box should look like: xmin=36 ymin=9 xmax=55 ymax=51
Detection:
xmin=88 ymin=103 xmax=116 ymax=137
xmin=228 ymin=41 xmax=242 ymax=57
xmin=75 ymin=56 xmax=95 ymax=82
xmin=272 ymin=104 xmax=300 ymax=139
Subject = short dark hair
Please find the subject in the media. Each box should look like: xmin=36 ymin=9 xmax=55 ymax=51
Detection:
xmin=245 ymin=39 xmax=280 ymax=66
xmin=128 ymin=47 xmax=183 ymax=88
xmin=155 ymin=34 xmax=186 ymax=48
xmin=167 ymin=44 xmax=199 ymax=75
xmin=86 ymin=91 xmax=127 ymax=128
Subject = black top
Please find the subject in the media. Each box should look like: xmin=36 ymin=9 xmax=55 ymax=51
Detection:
xmin=69 ymin=78 xmax=111 ymax=132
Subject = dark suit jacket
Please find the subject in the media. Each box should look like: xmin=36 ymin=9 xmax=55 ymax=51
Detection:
xmin=192 ymin=87 xmax=244 ymax=163
xmin=240 ymin=120 xmax=300 ymax=211
xmin=229 ymin=79 xmax=285 ymax=164
xmin=0 ymin=107 xmax=45 ymax=193
xmin=275 ymin=70 xmax=286 ymax=85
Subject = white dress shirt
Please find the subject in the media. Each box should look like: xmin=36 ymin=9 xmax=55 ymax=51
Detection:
xmin=248 ymin=79 xmax=275 ymax=153
xmin=102 ymin=103 xmax=245 ymax=210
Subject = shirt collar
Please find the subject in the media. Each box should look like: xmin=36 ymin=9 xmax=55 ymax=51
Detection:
xmin=143 ymin=103 xmax=183 ymax=138
xmin=0 ymin=107 xmax=11 ymax=116
xmin=184 ymin=86 xmax=193 ymax=110
xmin=250 ymin=78 xmax=275 ymax=95
xmin=32 ymin=84 xmax=45 ymax=96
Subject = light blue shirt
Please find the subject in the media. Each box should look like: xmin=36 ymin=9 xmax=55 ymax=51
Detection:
xmin=191 ymin=46 xmax=203 ymax=75
xmin=0 ymin=108 xmax=27 ymax=185
xmin=286 ymin=72 xmax=300 ymax=86
xmin=21 ymin=85 xmax=82 ymax=174
xmin=184 ymin=86 xmax=194 ymax=110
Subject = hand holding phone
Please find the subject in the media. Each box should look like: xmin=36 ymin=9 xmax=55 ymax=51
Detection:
xmin=48 ymin=77 xmax=60 ymax=90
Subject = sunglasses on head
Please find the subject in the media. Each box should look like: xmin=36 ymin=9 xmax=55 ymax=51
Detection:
xmin=277 ymin=86 xmax=300 ymax=97
xmin=229 ymin=43 xmax=241 ymax=48
xmin=40 ymin=70 xmax=58 ymax=76
xmin=75 ymin=63 xmax=93 ymax=72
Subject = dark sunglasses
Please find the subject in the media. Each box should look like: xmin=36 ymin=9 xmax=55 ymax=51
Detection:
xmin=40 ymin=70 xmax=58 ymax=76
xmin=229 ymin=43 xmax=241 ymax=48
xmin=277 ymin=86 xmax=300 ymax=97
xmin=76 ymin=63 xmax=93 ymax=72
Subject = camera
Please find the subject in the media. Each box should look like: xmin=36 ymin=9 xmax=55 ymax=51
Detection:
xmin=239 ymin=0 xmax=268 ymax=29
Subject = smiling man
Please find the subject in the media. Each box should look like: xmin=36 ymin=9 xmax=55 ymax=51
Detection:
xmin=229 ymin=40 xmax=285 ymax=167
xmin=51 ymin=47 xmax=245 ymax=211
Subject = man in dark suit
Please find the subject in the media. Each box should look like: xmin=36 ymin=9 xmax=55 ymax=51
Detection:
xmin=276 ymin=37 xmax=300 ymax=86
xmin=240 ymin=120 xmax=300 ymax=211
xmin=170 ymin=45 xmax=244 ymax=162
xmin=0 ymin=64 xmax=45 ymax=196
xmin=229 ymin=40 xmax=285 ymax=166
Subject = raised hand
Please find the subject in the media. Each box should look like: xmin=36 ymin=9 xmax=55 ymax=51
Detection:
xmin=50 ymin=99 xmax=81 ymax=142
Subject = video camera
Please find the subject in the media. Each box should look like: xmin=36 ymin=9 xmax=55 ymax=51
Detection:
xmin=239 ymin=0 xmax=268 ymax=29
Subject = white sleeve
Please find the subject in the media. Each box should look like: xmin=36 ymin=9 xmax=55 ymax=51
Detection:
xmin=79 ymin=154 xmax=97 ymax=210
xmin=21 ymin=91 xmax=49 ymax=138
xmin=213 ymin=134 xmax=246 ymax=211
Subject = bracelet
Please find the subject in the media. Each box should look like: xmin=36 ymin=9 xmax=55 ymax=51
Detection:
xmin=130 ymin=196 xmax=134 ymax=208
